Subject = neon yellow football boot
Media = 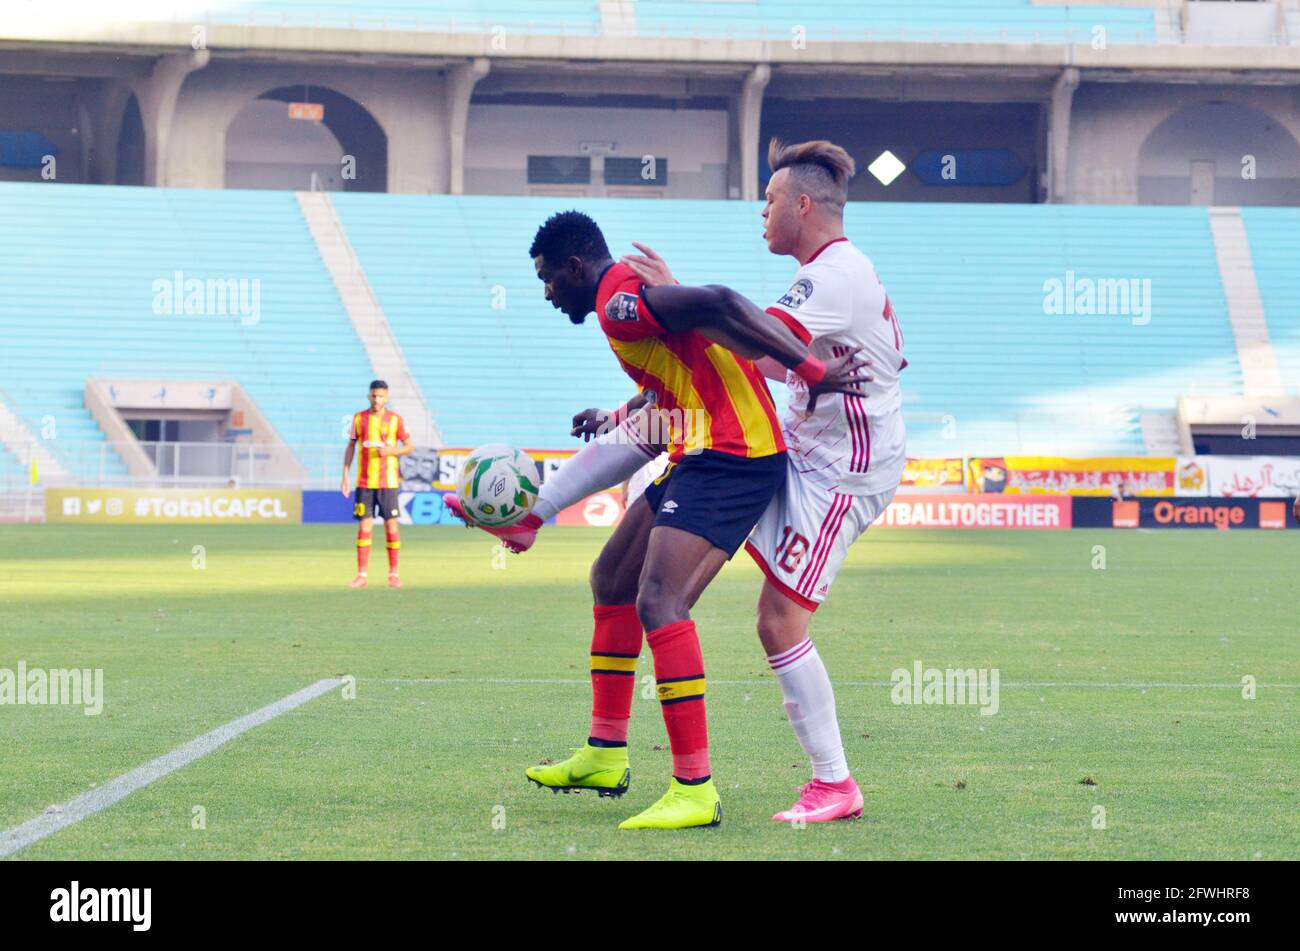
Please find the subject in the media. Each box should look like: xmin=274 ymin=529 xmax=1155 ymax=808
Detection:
xmin=525 ymin=743 xmax=631 ymax=798
xmin=617 ymin=777 xmax=722 ymax=830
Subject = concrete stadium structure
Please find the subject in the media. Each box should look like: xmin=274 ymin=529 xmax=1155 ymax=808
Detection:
xmin=1 ymin=1 xmax=1299 ymax=205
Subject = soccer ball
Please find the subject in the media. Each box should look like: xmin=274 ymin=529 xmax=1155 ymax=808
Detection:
xmin=457 ymin=444 xmax=539 ymax=527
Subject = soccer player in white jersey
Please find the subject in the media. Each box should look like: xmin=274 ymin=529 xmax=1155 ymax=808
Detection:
xmin=447 ymin=138 xmax=903 ymax=824
xmin=625 ymin=140 xmax=905 ymax=823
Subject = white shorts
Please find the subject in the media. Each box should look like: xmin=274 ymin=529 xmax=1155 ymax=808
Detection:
xmin=745 ymin=463 xmax=897 ymax=611
xmin=626 ymin=452 xmax=670 ymax=506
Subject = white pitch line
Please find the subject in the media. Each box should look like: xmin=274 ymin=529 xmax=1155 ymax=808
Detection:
xmin=0 ymin=677 xmax=345 ymax=859
xmin=365 ymin=677 xmax=1300 ymax=689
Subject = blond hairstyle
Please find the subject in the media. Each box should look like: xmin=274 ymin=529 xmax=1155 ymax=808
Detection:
xmin=767 ymin=138 xmax=856 ymax=213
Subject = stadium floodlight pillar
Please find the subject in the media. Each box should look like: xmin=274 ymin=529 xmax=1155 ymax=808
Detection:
xmin=133 ymin=49 xmax=210 ymax=188
xmin=1048 ymin=67 xmax=1080 ymax=204
xmin=445 ymin=58 xmax=490 ymax=195
xmin=730 ymin=64 xmax=770 ymax=202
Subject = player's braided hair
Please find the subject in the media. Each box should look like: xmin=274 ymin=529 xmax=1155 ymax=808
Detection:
xmin=529 ymin=210 xmax=611 ymax=265
xmin=768 ymin=138 xmax=856 ymax=213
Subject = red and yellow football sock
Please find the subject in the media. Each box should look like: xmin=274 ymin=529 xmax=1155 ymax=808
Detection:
xmin=588 ymin=603 xmax=642 ymax=746
xmin=646 ymin=620 xmax=710 ymax=782
xmin=356 ymin=527 xmax=372 ymax=574
xmin=386 ymin=525 xmax=400 ymax=573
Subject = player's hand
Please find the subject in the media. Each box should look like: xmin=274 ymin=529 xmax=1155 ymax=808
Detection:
xmin=808 ymin=347 xmax=872 ymax=412
xmin=620 ymin=242 xmax=675 ymax=287
xmin=571 ymin=407 xmax=612 ymax=442
xmin=374 ymin=445 xmax=390 ymax=457
xmin=340 ymin=474 xmax=350 ymax=497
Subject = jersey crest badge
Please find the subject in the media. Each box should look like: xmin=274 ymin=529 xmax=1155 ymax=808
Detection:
xmin=605 ymin=292 xmax=640 ymax=322
xmin=778 ymin=278 xmax=814 ymax=309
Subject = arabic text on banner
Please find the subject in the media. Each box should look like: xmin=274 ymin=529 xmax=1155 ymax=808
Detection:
xmin=966 ymin=456 xmax=1176 ymax=496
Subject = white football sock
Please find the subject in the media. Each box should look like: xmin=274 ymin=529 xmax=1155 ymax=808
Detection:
xmin=768 ymin=638 xmax=850 ymax=783
xmin=532 ymin=415 xmax=661 ymax=522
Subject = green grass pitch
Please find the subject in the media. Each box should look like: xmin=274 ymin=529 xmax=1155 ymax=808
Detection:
xmin=1 ymin=524 xmax=1296 ymax=860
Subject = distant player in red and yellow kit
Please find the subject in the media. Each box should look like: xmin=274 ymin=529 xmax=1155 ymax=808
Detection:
xmin=341 ymin=380 xmax=413 ymax=588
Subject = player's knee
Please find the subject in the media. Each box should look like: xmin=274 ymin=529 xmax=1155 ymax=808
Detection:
xmin=589 ymin=558 xmax=630 ymax=605
xmin=635 ymin=575 xmax=687 ymax=631
xmin=755 ymin=608 xmax=783 ymax=646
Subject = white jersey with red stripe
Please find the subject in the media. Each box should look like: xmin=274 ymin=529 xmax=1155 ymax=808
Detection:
xmin=766 ymin=237 xmax=906 ymax=497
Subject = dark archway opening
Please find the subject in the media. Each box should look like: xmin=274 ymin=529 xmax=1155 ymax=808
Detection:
xmin=224 ymin=84 xmax=386 ymax=192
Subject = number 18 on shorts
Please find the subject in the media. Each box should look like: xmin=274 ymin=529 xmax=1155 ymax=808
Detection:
xmin=745 ymin=475 xmax=896 ymax=612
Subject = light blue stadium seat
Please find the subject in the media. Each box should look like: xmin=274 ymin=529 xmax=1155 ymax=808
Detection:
xmin=103 ymin=1 xmax=1151 ymax=43
xmin=332 ymin=195 xmax=1241 ymax=457
xmin=0 ymin=183 xmax=1249 ymax=471
xmin=0 ymin=439 xmax=28 ymax=487
xmin=175 ymin=1 xmax=601 ymax=35
xmin=0 ymin=183 xmax=364 ymax=484
xmin=1241 ymin=209 xmax=1300 ymax=398
xmin=634 ymin=0 xmax=1157 ymax=44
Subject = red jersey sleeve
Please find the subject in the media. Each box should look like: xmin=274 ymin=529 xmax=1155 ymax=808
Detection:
xmin=765 ymin=305 xmax=812 ymax=345
xmin=598 ymin=267 xmax=668 ymax=342
xmin=396 ymin=416 xmax=411 ymax=442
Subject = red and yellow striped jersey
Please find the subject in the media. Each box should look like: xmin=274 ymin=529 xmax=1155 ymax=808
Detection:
xmin=352 ymin=409 xmax=410 ymax=489
xmin=595 ymin=263 xmax=785 ymax=462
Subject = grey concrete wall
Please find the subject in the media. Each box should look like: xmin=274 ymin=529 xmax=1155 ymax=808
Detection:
xmin=1068 ymin=83 xmax=1300 ymax=204
xmin=162 ymin=62 xmax=450 ymax=193
xmin=463 ymin=102 xmax=729 ymax=198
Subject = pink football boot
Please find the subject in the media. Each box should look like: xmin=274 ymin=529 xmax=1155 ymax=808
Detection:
xmin=442 ymin=493 xmax=542 ymax=554
xmin=772 ymin=777 xmax=864 ymax=823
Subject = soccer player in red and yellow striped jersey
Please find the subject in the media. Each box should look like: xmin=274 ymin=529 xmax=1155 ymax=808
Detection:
xmin=341 ymin=380 xmax=413 ymax=588
xmin=520 ymin=211 xmax=864 ymax=829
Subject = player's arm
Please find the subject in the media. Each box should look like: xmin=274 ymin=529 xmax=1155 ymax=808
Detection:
xmin=622 ymin=243 xmax=846 ymax=392
xmin=640 ymin=282 xmax=867 ymax=408
xmin=341 ymin=438 xmax=356 ymax=497
xmin=571 ymin=391 xmax=652 ymax=442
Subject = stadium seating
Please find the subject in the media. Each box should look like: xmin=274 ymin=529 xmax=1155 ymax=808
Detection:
xmin=634 ymin=0 xmax=1158 ymax=45
xmin=331 ymin=193 xmax=641 ymax=450
xmin=103 ymin=1 xmax=1155 ymax=44
xmin=1241 ymin=208 xmax=1300 ymax=398
xmin=0 ymin=441 xmax=27 ymax=488
xmin=167 ymin=1 xmax=602 ymax=35
xmin=0 ymin=183 xmax=1248 ymax=471
xmin=0 ymin=182 xmax=364 ymax=483
xmin=334 ymin=195 xmax=1241 ymax=456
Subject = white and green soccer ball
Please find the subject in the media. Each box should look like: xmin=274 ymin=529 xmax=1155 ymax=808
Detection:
xmin=456 ymin=443 xmax=539 ymax=528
